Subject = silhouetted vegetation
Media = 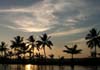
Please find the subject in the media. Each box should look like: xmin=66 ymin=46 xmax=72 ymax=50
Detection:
xmin=63 ymin=44 xmax=82 ymax=60
xmin=0 ymin=41 xmax=8 ymax=58
xmin=85 ymin=28 xmax=100 ymax=58
xmin=10 ymin=36 xmax=24 ymax=59
xmin=0 ymin=29 xmax=100 ymax=65
xmin=27 ymin=35 xmax=36 ymax=59
xmin=36 ymin=33 xmax=53 ymax=59
xmin=49 ymin=54 xmax=54 ymax=59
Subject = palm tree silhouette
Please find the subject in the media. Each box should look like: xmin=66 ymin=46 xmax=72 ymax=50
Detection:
xmin=7 ymin=51 xmax=13 ymax=59
xmin=20 ymin=43 xmax=28 ymax=59
xmin=10 ymin=36 xmax=24 ymax=58
xmin=35 ymin=53 xmax=42 ymax=59
xmin=27 ymin=35 xmax=36 ymax=59
xmin=0 ymin=41 xmax=7 ymax=58
xmin=63 ymin=44 xmax=82 ymax=60
xmin=36 ymin=33 xmax=53 ymax=59
xmin=49 ymin=54 xmax=54 ymax=59
xmin=85 ymin=28 xmax=100 ymax=58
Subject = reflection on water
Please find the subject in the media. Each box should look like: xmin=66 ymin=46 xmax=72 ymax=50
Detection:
xmin=25 ymin=65 xmax=31 ymax=70
xmin=0 ymin=64 xmax=100 ymax=70
xmin=25 ymin=64 xmax=37 ymax=70
xmin=59 ymin=66 xmax=65 ymax=70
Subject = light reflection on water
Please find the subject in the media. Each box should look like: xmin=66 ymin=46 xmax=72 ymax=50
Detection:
xmin=25 ymin=64 xmax=37 ymax=70
xmin=0 ymin=64 xmax=99 ymax=70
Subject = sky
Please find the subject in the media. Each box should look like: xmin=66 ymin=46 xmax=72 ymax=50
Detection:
xmin=0 ymin=0 xmax=100 ymax=58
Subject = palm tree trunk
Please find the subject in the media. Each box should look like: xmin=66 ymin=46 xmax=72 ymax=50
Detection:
xmin=71 ymin=54 xmax=74 ymax=65
xmin=10 ymin=55 xmax=11 ymax=59
xmin=33 ymin=47 xmax=34 ymax=59
xmin=23 ymin=52 xmax=25 ymax=59
xmin=38 ymin=51 xmax=40 ymax=59
xmin=4 ymin=51 xmax=6 ymax=58
xmin=72 ymin=54 xmax=73 ymax=60
xmin=95 ymin=46 xmax=97 ymax=58
xmin=3 ymin=51 xmax=5 ymax=58
xmin=2 ymin=51 xmax=3 ymax=58
xmin=24 ymin=52 xmax=25 ymax=59
xmin=29 ymin=50 xmax=31 ymax=59
xmin=43 ymin=47 xmax=46 ymax=59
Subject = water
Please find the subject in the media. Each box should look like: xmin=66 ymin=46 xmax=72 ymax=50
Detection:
xmin=0 ymin=64 xmax=100 ymax=70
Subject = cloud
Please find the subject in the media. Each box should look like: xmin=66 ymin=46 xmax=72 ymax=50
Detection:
xmin=0 ymin=1 xmax=57 ymax=32
xmin=49 ymin=27 xmax=91 ymax=37
xmin=4 ymin=16 xmax=55 ymax=32
xmin=0 ymin=0 xmax=43 ymax=9
xmin=6 ymin=25 xmax=51 ymax=32
xmin=0 ymin=8 xmax=31 ymax=13
xmin=67 ymin=38 xmax=86 ymax=44
xmin=0 ymin=0 xmax=100 ymax=33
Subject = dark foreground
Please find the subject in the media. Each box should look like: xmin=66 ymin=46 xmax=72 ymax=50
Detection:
xmin=0 ymin=58 xmax=100 ymax=66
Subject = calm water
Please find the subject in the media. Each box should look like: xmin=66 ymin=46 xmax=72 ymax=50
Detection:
xmin=0 ymin=64 xmax=100 ymax=70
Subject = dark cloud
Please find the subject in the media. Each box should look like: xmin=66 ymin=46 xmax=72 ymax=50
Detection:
xmin=0 ymin=0 xmax=43 ymax=9
xmin=84 ymin=0 xmax=100 ymax=6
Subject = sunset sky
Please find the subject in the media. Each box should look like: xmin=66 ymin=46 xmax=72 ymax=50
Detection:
xmin=0 ymin=0 xmax=100 ymax=58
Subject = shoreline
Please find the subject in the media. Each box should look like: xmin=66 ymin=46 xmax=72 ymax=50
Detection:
xmin=0 ymin=57 xmax=100 ymax=66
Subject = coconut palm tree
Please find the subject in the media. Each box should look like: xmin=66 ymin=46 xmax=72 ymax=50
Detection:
xmin=63 ymin=44 xmax=82 ymax=60
xmin=85 ymin=28 xmax=100 ymax=58
xmin=10 ymin=36 xmax=24 ymax=58
xmin=27 ymin=35 xmax=36 ymax=58
xmin=0 ymin=41 xmax=7 ymax=58
xmin=36 ymin=33 xmax=53 ymax=59
xmin=20 ymin=43 xmax=28 ymax=59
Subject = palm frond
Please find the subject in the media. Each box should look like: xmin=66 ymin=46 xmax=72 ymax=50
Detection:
xmin=46 ymin=44 xmax=52 ymax=49
xmin=73 ymin=44 xmax=77 ymax=50
xmin=64 ymin=45 xmax=72 ymax=50
xmin=63 ymin=44 xmax=82 ymax=54
xmin=85 ymin=34 xmax=92 ymax=39
xmin=97 ymin=30 xmax=100 ymax=36
xmin=48 ymin=41 xmax=53 ymax=46
xmin=43 ymin=33 xmax=47 ymax=40
xmin=47 ymin=36 xmax=51 ymax=40
xmin=28 ymin=35 xmax=35 ymax=42
xmin=87 ymin=40 xmax=94 ymax=49
xmin=0 ymin=41 xmax=7 ymax=51
xmin=36 ymin=40 xmax=42 ymax=49
xmin=74 ymin=49 xmax=82 ymax=54
xmin=63 ymin=50 xmax=72 ymax=53
xmin=39 ymin=36 xmax=44 ymax=41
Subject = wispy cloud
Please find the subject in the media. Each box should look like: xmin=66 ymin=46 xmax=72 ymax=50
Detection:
xmin=4 ymin=17 xmax=55 ymax=32
xmin=0 ymin=8 xmax=31 ymax=13
xmin=0 ymin=0 xmax=99 ymax=33
xmin=67 ymin=38 xmax=86 ymax=45
xmin=49 ymin=27 xmax=91 ymax=37
xmin=0 ymin=1 xmax=57 ymax=32
xmin=5 ymin=25 xmax=51 ymax=32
